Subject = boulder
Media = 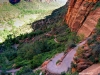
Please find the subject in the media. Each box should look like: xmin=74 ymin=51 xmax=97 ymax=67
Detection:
xmin=79 ymin=64 xmax=100 ymax=75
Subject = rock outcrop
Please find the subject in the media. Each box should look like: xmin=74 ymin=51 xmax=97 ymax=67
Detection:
xmin=79 ymin=64 xmax=100 ymax=75
xmin=66 ymin=0 xmax=100 ymax=38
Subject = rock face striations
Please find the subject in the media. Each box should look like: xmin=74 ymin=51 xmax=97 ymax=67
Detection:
xmin=65 ymin=0 xmax=100 ymax=38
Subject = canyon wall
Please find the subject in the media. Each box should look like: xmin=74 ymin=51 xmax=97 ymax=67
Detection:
xmin=65 ymin=0 xmax=100 ymax=38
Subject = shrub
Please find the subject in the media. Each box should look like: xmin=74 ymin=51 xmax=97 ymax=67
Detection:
xmin=71 ymin=62 xmax=77 ymax=68
xmin=87 ymin=34 xmax=97 ymax=45
xmin=88 ymin=55 xmax=95 ymax=63
xmin=56 ymin=60 xmax=61 ymax=65
xmin=69 ymin=44 xmax=76 ymax=49
xmin=61 ymin=72 xmax=66 ymax=75
xmin=57 ymin=36 xmax=68 ymax=42
xmin=93 ymin=1 xmax=100 ymax=10
xmin=76 ymin=47 xmax=84 ymax=58
xmin=17 ymin=38 xmax=60 ymax=59
xmin=96 ymin=19 xmax=100 ymax=34
xmin=65 ymin=40 xmax=75 ymax=50
xmin=66 ymin=72 xmax=78 ymax=75
xmin=34 ymin=70 xmax=45 ymax=75
xmin=91 ymin=44 xmax=100 ymax=57
xmin=4 ymin=49 xmax=17 ymax=61
xmin=16 ymin=66 xmax=35 ymax=75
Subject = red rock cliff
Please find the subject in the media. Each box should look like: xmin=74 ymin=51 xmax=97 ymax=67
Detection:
xmin=65 ymin=0 xmax=100 ymax=38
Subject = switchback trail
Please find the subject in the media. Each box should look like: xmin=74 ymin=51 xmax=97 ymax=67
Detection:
xmin=0 ymin=68 xmax=20 ymax=74
xmin=46 ymin=40 xmax=87 ymax=74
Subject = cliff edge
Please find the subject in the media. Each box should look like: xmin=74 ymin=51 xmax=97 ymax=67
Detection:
xmin=65 ymin=0 xmax=100 ymax=38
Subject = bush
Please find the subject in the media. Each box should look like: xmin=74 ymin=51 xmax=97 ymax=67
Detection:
xmin=71 ymin=62 xmax=77 ymax=68
xmin=66 ymin=72 xmax=78 ymax=75
xmin=76 ymin=47 xmax=84 ymax=58
xmin=61 ymin=72 xmax=66 ymax=75
xmin=93 ymin=2 xmax=100 ymax=10
xmin=16 ymin=66 xmax=35 ymax=75
xmin=56 ymin=60 xmax=61 ymax=65
xmin=65 ymin=40 xmax=75 ymax=49
xmin=91 ymin=44 xmax=100 ymax=57
xmin=88 ymin=55 xmax=95 ymax=63
xmin=34 ymin=70 xmax=45 ymax=75
xmin=17 ymin=38 xmax=60 ymax=59
xmin=4 ymin=49 xmax=17 ymax=61
xmin=96 ymin=19 xmax=100 ymax=34
xmin=69 ymin=44 xmax=76 ymax=49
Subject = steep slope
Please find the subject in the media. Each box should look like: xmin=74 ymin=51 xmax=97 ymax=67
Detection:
xmin=40 ymin=1 xmax=100 ymax=75
xmin=0 ymin=0 xmax=64 ymax=43
xmin=65 ymin=0 xmax=100 ymax=38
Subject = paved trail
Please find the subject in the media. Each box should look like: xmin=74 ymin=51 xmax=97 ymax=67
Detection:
xmin=0 ymin=68 xmax=20 ymax=74
xmin=47 ymin=40 xmax=87 ymax=74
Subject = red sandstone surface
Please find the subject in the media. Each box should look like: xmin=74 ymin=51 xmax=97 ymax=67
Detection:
xmin=79 ymin=64 xmax=100 ymax=75
xmin=66 ymin=0 xmax=100 ymax=38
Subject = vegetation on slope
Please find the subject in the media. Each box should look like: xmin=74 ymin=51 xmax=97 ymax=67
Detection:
xmin=0 ymin=0 xmax=61 ymax=43
xmin=93 ymin=1 xmax=100 ymax=10
xmin=88 ymin=19 xmax=100 ymax=63
xmin=0 ymin=2 xmax=80 ymax=75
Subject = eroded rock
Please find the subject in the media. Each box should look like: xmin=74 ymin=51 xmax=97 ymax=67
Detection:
xmin=79 ymin=64 xmax=100 ymax=75
xmin=65 ymin=0 xmax=100 ymax=38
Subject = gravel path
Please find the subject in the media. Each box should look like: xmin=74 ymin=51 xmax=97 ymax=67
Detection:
xmin=0 ymin=68 xmax=20 ymax=74
xmin=6 ymin=68 xmax=20 ymax=73
xmin=47 ymin=40 xmax=87 ymax=74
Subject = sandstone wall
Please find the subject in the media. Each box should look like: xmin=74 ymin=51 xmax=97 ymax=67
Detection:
xmin=65 ymin=0 xmax=100 ymax=38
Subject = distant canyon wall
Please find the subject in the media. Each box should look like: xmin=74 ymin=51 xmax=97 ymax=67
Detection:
xmin=0 ymin=0 xmax=9 ymax=4
xmin=65 ymin=0 xmax=100 ymax=38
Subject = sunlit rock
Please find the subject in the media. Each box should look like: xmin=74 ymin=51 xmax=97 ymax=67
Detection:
xmin=65 ymin=0 xmax=100 ymax=38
